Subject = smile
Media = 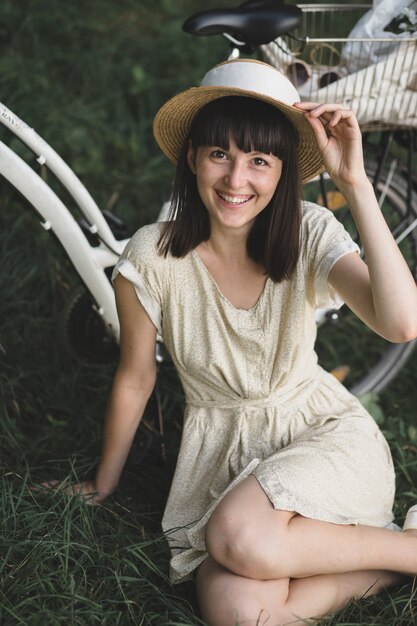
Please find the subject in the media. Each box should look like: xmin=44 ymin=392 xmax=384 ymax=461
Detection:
xmin=216 ymin=191 xmax=253 ymax=205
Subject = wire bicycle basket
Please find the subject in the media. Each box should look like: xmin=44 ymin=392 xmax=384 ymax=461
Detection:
xmin=261 ymin=4 xmax=417 ymax=132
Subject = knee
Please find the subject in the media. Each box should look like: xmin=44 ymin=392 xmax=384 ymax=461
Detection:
xmin=205 ymin=503 xmax=280 ymax=579
xmin=205 ymin=505 xmax=249 ymax=573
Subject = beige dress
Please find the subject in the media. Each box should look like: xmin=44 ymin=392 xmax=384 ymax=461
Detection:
xmin=113 ymin=201 xmax=395 ymax=585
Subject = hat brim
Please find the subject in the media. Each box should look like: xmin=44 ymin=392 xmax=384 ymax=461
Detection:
xmin=153 ymin=85 xmax=325 ymax=184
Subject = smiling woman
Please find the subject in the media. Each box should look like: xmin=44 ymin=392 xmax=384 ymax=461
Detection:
xmin=112 ymin=59 xmax=417 ymax=625
xmin=159 ymin=95 xmax=301 ymax=283
xmin=44 ymin=57 xmax=417 ymax=626
xmin=2 ymin=1 xmax=417 ymax=623
xmin=188 ymin=140 xmax=283 ymax=232
xmin=188 ymin=139 xmax=282 ymax=310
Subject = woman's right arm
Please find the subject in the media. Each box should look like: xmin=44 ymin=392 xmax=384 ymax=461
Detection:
xmin=65 ymin=274 xmax=158 ymax=503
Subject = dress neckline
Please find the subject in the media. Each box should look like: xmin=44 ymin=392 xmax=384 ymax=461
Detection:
xmin=191 ymin=249 xmax=270 ymax=314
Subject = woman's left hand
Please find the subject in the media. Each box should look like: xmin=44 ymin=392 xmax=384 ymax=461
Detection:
xmin=294 ymin=102 xmax=367 ymax=189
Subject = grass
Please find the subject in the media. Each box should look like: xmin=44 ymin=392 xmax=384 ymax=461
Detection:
xmin=1 ymin=0 xmax=417 ymax=624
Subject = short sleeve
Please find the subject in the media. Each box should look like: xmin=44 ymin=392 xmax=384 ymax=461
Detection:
xmin=301 ymin=201 xmax=360 ymax=309
xmin=111 ymin=224 xmax=164 ymax=335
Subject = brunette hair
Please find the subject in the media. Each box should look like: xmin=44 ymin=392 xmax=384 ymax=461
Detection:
xmin=157 ymin=96 xmax=302 ymax=282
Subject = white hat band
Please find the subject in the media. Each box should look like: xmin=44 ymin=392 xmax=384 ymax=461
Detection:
xmin=153 ymin=59 xmax=325 ymax=183
xmin=201 ymin=60 xmax=300 ymax=106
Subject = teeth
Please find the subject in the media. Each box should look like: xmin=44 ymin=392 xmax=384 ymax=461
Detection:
xmin=218 ymin=192 xmax=251 ymax=204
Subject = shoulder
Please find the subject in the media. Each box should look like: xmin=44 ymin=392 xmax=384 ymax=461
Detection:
xmin=121 ymin=222 xmax=165 ymax=267
xmin=300 ymin=200 xmax=336 ymax=235
xmin=300 ymin=200 xmax=353 ymax=250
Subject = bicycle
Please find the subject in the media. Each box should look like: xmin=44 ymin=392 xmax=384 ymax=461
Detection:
xmin=0 ymin=1 xmax=416 ymax=408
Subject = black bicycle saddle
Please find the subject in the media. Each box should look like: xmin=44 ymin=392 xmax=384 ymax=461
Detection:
xmin=183 ymin=1 xmax=302 ymax=46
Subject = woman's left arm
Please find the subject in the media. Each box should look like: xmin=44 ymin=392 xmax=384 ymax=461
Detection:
xmin=295 ymin=102 xmax=417 ymax=343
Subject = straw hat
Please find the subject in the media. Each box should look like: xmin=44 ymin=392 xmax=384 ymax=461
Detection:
xmin=153 ymin=58 xmax=325 ymax=184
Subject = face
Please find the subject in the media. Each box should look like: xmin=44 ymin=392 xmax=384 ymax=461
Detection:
xmin=187 ymin=139 xmax=283 ymax=236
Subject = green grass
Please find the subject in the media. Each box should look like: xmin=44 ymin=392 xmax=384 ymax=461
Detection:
xmin=1 ymin=1 xmax=417 ymax=624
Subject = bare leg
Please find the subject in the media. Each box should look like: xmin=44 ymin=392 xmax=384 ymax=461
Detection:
xmin=196 ymin=556 xmax=402 ymax=626
xmin=205 ymin=476 xmax=417 ymax=579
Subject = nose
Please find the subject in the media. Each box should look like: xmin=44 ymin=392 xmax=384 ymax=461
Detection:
xmin=224 ymin=160 xmax=247 ymax=190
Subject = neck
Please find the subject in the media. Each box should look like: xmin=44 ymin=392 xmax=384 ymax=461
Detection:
xmin=205 ymin=219 xmax=250 ymax=262
xmin=203 ymin=224 xmax=251 ymax=265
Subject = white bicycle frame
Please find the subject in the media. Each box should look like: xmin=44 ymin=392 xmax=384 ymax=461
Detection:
xmin=0 ymin=103 xmax=130 ymax=341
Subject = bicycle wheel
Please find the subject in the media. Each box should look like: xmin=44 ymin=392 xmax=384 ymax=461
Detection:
xmin=305 ymin=157 xmax=417 ymax=396
xmin=62 ymin=286 xmax=119 ymax=363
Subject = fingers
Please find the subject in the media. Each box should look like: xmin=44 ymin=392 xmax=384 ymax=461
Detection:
xmin=31 ymin=479 xmax=100 ymax=504
xmin=297 ymin=106 xmax=331 ymax=151
xmin=294 ymin=102 xmax=359 ymax=130
xmin=30 ymin=479 xmax=64 ymax=493
xmin=294 ymin=101 xmax=348 ymax=115
xmin=294 ymin=101 xmax=343 ymax=111
xmin=41 ymin=479 xmax=74 ymax=493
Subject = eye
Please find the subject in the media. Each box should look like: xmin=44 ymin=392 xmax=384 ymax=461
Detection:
xmin=252 ymin=156 xmax=268 ymax=166
xmin=210 ymin=149 xmax=227 ymax=160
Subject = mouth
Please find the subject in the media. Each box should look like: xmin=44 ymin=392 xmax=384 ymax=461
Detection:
xmin=216 ymin=191 xmax=253 ymax=205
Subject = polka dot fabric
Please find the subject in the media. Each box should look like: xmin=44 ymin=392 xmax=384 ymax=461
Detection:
xmin=112 ymin=201 xmax=395 ymax=584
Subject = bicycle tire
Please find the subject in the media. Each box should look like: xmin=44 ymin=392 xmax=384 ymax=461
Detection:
xmin=310 ymin=157 xmax=417 ymax=396
xmin=62 ymin=286 xmax=119 ymax=363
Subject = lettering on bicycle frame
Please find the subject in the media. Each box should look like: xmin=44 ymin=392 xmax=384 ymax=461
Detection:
xmin=0 ymin=104 xmax=29 ymax=131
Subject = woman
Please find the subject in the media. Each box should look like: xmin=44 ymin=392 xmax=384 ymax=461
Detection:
xmin=55 ymin=59 xmax=417 ymax=624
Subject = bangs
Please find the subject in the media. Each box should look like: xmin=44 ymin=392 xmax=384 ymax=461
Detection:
xmin=189 ymin=96 xmax=298 ymax=159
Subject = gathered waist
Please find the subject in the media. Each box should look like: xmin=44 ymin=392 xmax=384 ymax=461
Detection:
xmin=185 ymin=369 xmax=325 ymax=411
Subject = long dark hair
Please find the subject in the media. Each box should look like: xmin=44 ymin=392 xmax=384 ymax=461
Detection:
xmin=158 ymin=96 xmax=302 ymax=282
